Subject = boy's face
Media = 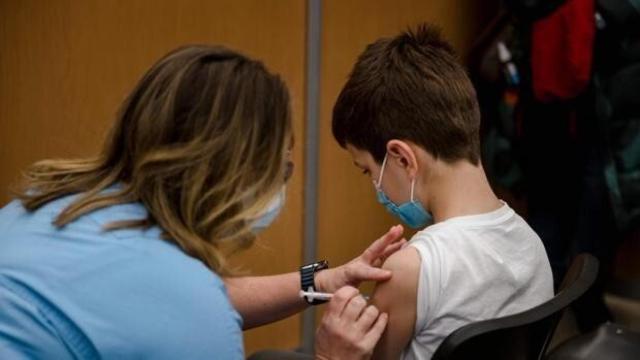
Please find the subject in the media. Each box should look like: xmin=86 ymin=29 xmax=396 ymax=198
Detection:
xmin=345 ymin=144 xmax=410 ymax=205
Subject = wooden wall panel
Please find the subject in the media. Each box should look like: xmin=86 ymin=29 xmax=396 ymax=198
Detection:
xmin=0 ymin=0 xmax=306 ymax=354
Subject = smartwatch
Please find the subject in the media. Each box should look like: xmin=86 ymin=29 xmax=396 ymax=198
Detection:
xmin=300 ymin=260 xmax=329 ymax=305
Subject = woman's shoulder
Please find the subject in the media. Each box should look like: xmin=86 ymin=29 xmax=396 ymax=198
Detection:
xmin=75 ymin=248 xmax=243 ymax=357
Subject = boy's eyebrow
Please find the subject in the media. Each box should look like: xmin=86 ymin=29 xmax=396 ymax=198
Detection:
xmin=353 ymin=161 xmax=365 ymax=169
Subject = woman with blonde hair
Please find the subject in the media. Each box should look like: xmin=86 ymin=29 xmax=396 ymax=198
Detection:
xmin=0 ymin=46 xmax=404 ymax=359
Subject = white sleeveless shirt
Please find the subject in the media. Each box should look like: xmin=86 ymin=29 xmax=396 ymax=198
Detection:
xmin=402 ymin=202 xmax=553 ymax=360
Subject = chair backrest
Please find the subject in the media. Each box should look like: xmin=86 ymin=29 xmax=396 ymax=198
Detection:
xmin=431 ymin=254 xmax=599 ymax=360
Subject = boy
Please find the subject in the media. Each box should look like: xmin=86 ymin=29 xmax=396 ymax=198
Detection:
xmin=332 ymin=24 xmax=554 ymax=359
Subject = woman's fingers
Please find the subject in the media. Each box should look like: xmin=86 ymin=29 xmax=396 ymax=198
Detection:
xmin=360 ymin=312 xmax=388 ymax=352
xmin=361 ymin=225 xmax=404 ymax=263
xmin=315 ymin=286 xmax=389 ymax=360
xmin=327 ymin=286 xmax=359 ymax=318
xmin=381 ymin=238 xmax=407 ymax=261
xmin=341 ymin=294 xmax=367 ymax=320
xmin=357 ymin=305 xmax=380 ymax=331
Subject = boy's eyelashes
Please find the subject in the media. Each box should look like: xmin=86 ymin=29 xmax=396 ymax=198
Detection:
xmin=352 ymin=161 xmax=370 ymax=176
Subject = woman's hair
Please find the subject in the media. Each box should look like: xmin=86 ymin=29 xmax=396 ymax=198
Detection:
xmin=17 ymin=45 xmax=292 ymax=275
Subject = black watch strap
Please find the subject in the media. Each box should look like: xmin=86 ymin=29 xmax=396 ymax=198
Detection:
xmin=300 ymin=260 xmax=329 ymax=305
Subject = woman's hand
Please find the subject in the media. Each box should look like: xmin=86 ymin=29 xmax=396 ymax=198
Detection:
xmin=224 ymin=225 xmax=405 ymax=330
xmin=315 ymin=225 xmax=406 ymax=293
xmin=315 ymin=286 xmax=388 ymax=360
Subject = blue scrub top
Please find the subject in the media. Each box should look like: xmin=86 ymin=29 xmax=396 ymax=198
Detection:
xmin=0 ymin=193 xmax=244 ymax=359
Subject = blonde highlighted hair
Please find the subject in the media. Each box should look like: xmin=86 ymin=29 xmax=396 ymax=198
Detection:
xmin=18 ymin=45 xmax=292 ymax=276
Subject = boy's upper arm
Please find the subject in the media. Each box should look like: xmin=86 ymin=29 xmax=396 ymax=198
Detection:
xmin=371 ymin=245 xmax=421 ymax=360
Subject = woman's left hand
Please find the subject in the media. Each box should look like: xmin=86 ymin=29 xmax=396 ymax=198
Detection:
xmin=315 ymin=225 xmax=406 ymax=293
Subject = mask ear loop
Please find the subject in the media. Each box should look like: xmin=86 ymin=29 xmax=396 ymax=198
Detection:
xmin=410 ymin=178 xmax=416 ymax=203
xmin=375 ymin=154 xmax=388 ymax=189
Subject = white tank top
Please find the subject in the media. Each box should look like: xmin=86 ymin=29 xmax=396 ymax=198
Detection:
xmin=402 ymin=202 xmax=553 ymax=360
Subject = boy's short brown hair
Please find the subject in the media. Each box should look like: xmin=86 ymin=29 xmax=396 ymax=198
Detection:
xmin=332 ymin=24 xmax=481 ymax=165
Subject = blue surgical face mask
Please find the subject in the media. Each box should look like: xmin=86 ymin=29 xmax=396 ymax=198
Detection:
xmin=251 ymin=187 xmax=286 ymax=233
xmin=374 ymin=154 xmax=432 ymax=229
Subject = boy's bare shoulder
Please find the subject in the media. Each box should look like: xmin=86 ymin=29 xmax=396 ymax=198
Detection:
xmin=370 ymin=244 xmax=422 ymax=359
xmin=382 ymin=245 xmax=421 ymax=274
xmin=374 ymin=245 xmax=421 ymax=307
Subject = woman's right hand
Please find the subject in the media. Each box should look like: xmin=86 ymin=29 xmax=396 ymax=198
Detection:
xmin=315 ymin=286 xmax=388 ymax=360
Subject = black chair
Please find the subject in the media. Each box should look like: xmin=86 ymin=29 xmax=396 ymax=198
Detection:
xmin=432 ymin=253 xmax=599 ymax=360
xmin=546 ymin=321 xmax=640 ymax=360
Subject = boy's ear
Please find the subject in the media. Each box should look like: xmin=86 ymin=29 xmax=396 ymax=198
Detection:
xmin=386 ymin=140 xmax=419 ymax=177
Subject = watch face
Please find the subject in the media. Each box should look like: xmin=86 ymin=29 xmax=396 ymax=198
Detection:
xmin=302 ymin=260 xmax=328 ymax=271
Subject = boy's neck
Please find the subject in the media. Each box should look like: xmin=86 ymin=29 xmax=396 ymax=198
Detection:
xmin=421 ymin=161 xmax=502 ymax=223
